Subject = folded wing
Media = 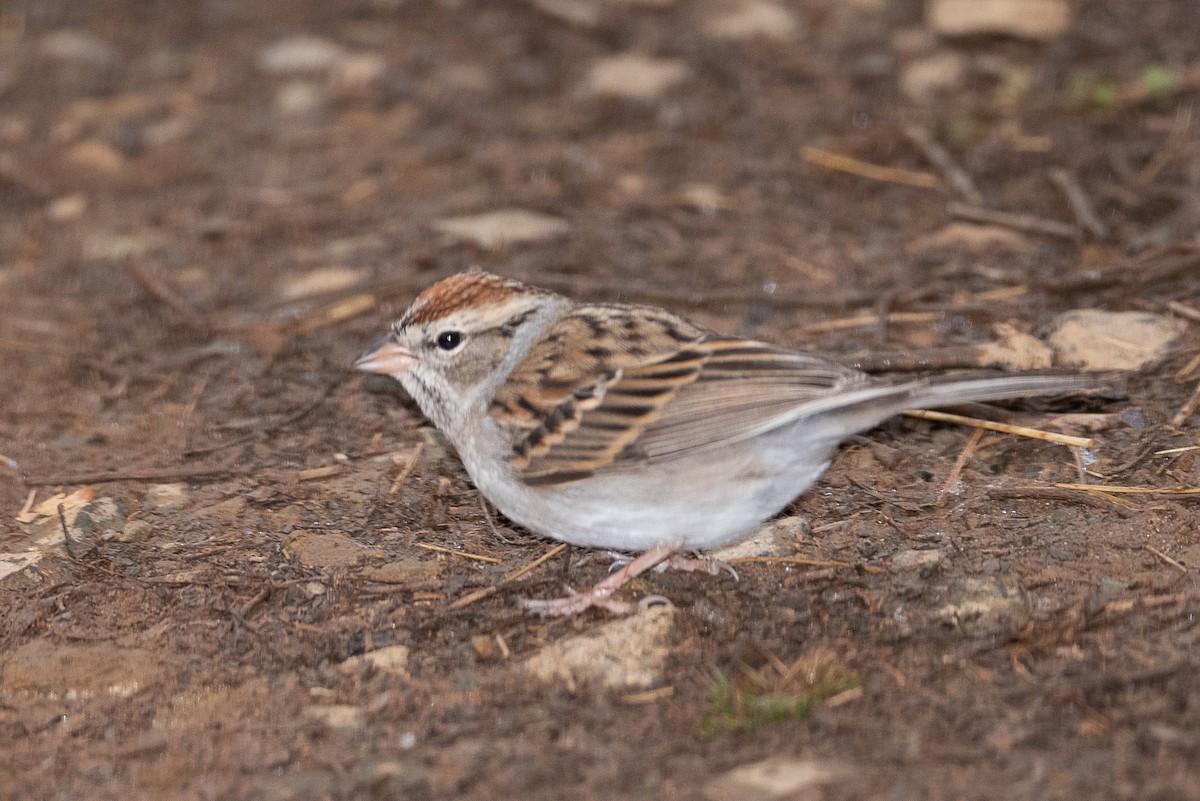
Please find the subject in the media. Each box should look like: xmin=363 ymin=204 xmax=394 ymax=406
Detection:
xmin=491 ymin=317 xmax=869 ymax=485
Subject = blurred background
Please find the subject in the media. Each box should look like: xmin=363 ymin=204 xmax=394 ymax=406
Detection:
xmin=1 ymin=1 xmax=1198 ymax=799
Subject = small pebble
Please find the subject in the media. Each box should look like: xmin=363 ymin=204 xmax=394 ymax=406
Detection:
xmin=582 ymin=54 xmax=690 ymax=101
xmin=257 ymin=35 xmax=345 ymax=74
xmin=46 ymin=194 xmax=88 ymax=222
xmin=40 ymin=30 xmax=118 ymax=67
xmin=303 ymin=704 xmax=366 ymax=730
xmin=144 ymin=483 xmax=190 ymax=513
xmin=934 ymin=577 xmax=1029 ymax=638
xmin=891 ymin=549 xmax=945 ymax=569
xmin=116 ymin=519 xmax=154 ymax=543
xmin=275 ymin=81 xmax=326 ymax=120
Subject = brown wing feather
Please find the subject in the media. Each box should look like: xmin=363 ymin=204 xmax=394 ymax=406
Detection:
xmin=630 ymin=338 xmax=867 ymax=461
xmin=488 ymin=305 xmax=709 ymax=484
xmin=516 ymin=350 xmax=708 ymax=484
xmin=491 ymin=309 xmax=871 ymax=485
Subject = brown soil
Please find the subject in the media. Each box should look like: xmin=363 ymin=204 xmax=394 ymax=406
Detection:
xmin=2 ymin=1 xmax=1198 ymax=799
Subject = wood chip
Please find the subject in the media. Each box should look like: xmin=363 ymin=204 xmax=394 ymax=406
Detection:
xmin=948 ymin=202 xmax=1077 ymax=239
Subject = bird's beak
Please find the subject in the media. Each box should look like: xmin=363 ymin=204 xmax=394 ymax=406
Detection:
xmin=355 ymin=336 xmax=417 ymax=375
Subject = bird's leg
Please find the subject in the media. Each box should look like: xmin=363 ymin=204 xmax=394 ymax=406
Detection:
xmin=654 ymin=553 xmax=739 ymax=581
xmin=519 ymin=538 xmax=684 ymax=617
xmin=606 ymin=550 xmax=738 ymax=581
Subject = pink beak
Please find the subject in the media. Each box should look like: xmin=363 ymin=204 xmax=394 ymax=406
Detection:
xmin=355 ymin=336 xmax=417 ymax=375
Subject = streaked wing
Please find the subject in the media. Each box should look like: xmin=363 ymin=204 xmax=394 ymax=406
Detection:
xmin=514 ymin=349 xmax=710 ymax=485
xmin=631 ymin=338 xmax=867 ymax=462
xmin=491 ymin=318 xmax=868 ymax=485
xmin=488 ymin=304 xmax=710 ymax=485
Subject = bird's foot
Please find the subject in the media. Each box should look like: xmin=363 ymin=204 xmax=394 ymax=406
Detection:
xmin=519 ymin=539 xmax=682 ymax=617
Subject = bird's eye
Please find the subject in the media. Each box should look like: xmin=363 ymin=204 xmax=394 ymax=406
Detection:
xmin=436 ymin=331 xmax=463 ymax=351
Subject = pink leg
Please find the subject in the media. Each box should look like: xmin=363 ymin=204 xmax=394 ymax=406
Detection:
xmin=519 ymin=539 xmax=684 ymax=617
xmin=655 ymin=553 xmax=739 ymax=581
xmin=606 ymin=551 xmax=740 ymax=581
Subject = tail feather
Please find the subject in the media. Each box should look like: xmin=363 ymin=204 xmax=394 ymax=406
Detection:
xmin=907 ymin=374 xmax=1093 ymax=408
xmin=807 ymin=374 xmax=1092 ymax=440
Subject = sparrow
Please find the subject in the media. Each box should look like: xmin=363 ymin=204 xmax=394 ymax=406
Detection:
xmin=357 ymin=271 xmax=1089 ymax=615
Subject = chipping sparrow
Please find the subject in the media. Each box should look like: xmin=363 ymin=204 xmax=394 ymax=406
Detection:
xmin=357 ymin=271 xmax=1088 ymax=615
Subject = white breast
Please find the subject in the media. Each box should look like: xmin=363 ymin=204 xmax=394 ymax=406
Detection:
xmin=458 ymin=423 xmax=840 ymax=552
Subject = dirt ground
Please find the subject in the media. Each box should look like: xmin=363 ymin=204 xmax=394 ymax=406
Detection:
xmin=2 ymin=1 xmax=1199 ymax=799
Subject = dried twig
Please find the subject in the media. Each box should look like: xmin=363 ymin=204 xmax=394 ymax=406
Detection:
xmin=57 ymin=503 xmax=79 ymax=558
xmin=237 ymin=588 xmax=271 ymax=618
xmin=804 ymin=311 xmax=944 ymax=334
xmin=292 ymin=465 xmax=342 ymax=482
xmin=903 ymin=124 xmax=983 ymax=204
xmin=948 ymin=202 xmax=1077 ymax=240
xmin=286 ymin=293 xmax=377 ymax=338
xmin=1174 ymin=352 xmax=1200 ymax=380
xmin=478 ymin=493 xmax=511 ymax=543
xmin=623 ymin=686 xmax=675 ymax=705
xmin=939 ymin=428 xmax=985 ymax=503
xmin=1053 ymin=483 xmax=1200 ymax=496
xmin=25 ymin=465 xmax=237 ymax=487
xmin=902 ymin=409 xmax=1095 ymax=448
xmin=412 ymin=542 xmax=501 ymax=564
xmin=1134 ymin=106 xmax=1193 ymax=186
xmin=843 ymin=345 xmax=985 ymax=373
xmin=1155 ymin=445 xmax=1200 ymax=456
xmin=987 ymin=487 xmax=1135 ymax=515
xmin=1144 ymin=545 xmax=1188 ymax=573
xmin=449 ymin=544 xmax=568 ymax=610
xmin=728 ymin=555 xmax=884 ymax=574
xmin=1101 ymin=441 xmax=1160 ymax=476
xmin=1170 ymin=380 xmax=1200 ymax=429
xmin=1166 ymin=300 xmax=1200 ymax=324
xmin=388 ymin=441 xmax=425 ymax=495
xmin=17 ymin=488 xmax=36 ymax=518
xmin=1134 ymin=248 xmax=1200 ymax=287
xmin=802 ymin=146 xmax=943 ymax=191
xmin=1049 ymin=168 xmax=1108 ymax=239
xmin=124 ymin=260 xmax=212 ymax=333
